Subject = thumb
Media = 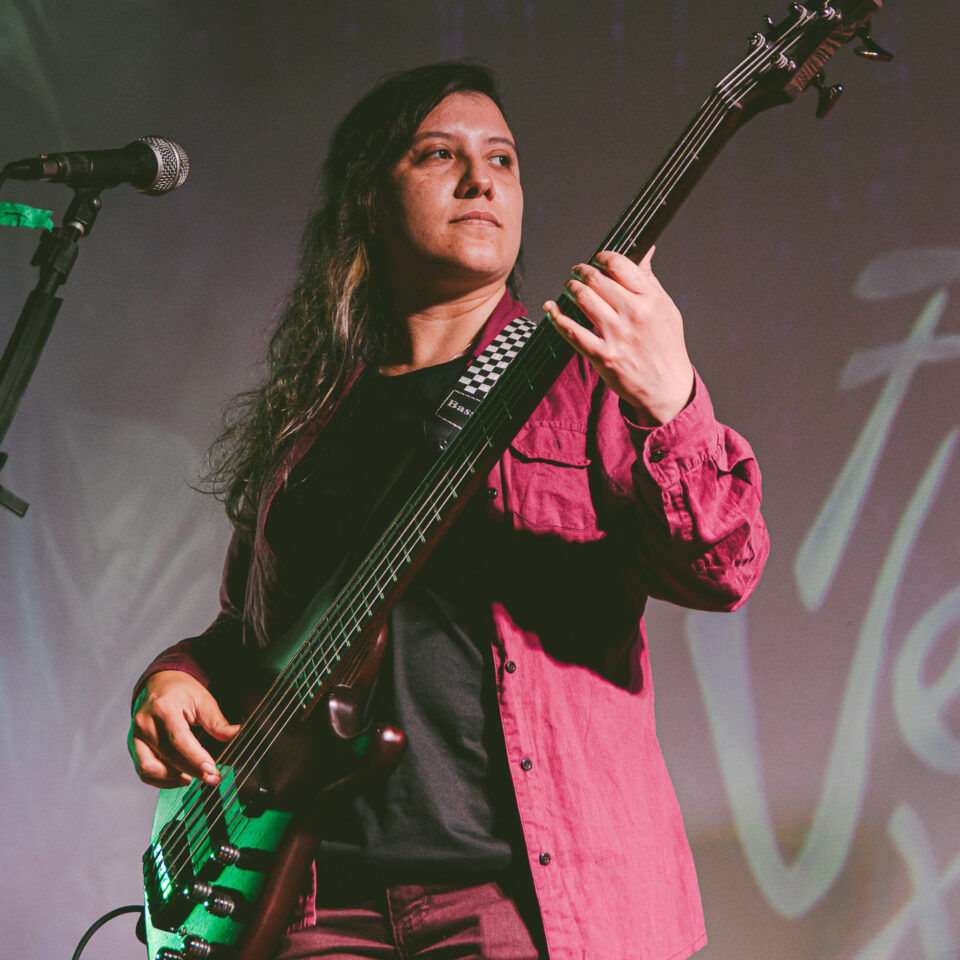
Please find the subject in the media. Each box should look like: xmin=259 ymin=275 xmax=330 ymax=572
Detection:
xmin=195 ymin=696 xmax=241 ymax=742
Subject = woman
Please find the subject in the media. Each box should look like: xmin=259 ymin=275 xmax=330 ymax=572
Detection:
xmin=129 ymin=62 xmax=768 ymax=960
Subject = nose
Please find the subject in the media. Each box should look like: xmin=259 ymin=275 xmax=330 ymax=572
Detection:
xmin=455 ymin=156 xmax=493 ymax=200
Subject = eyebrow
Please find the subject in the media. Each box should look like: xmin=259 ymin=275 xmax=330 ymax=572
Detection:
xmin=411 ymin=131 xmax=518 ymax=152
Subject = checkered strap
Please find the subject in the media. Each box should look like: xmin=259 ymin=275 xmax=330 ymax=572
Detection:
xmin=434 ymin=314 xmax=539 ymax=432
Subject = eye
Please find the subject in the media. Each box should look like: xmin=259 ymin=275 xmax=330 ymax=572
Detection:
xmin=422 ymin=147 xmax=453 ymax=160
xmin=492 ymin=153 xmax=514 ymax=168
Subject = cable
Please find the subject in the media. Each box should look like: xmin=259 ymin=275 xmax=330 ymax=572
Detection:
xmin=70 ymin=904 xmax=144 ymax=960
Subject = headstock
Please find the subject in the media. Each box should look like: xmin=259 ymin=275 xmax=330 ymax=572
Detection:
xmin=721 ymin=1 xmax=890 ymax=123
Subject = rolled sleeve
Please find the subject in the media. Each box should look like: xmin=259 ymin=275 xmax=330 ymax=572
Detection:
xmin=612 ymin=369 xmax=769 ymax=611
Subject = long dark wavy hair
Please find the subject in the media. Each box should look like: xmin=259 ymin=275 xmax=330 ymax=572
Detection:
xmin=203 ymin=62 xmax=520 ymax=526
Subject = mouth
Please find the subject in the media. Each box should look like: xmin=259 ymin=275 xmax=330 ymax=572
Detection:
xmin=450 ymin=211 xmax=501 ymax=226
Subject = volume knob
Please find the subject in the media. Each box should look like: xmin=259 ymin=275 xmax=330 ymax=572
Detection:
xmin=187 ymin=879 xmax=242 ymax=919
xmin=214 ymin=843 xmax=241 ymax=865
xmin=206 ymin=889 xmax=238 ymax=918
xmin=181 ymin=934 xmax=213 ymax=958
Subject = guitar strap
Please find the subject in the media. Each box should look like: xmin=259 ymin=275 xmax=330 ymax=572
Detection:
xmin=434 ymin=314 xmax=539 ymax=433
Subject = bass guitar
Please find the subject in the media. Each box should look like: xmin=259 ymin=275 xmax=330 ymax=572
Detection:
xmin=142 ymin=4 xmax=888 ymax=957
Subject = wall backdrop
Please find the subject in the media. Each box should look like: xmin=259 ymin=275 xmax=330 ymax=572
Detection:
xmin=1 ymin=2 xmax=957 ymax=958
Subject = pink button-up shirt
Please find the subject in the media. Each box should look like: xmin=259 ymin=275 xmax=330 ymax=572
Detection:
xmin=141 ymin=292 xmax=768 ymax=960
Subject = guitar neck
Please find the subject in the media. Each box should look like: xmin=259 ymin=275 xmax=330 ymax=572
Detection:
xmin=597 ymin=75 xmax=764 ymax=264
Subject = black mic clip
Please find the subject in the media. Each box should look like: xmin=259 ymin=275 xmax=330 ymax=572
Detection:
xmin=0 ymin=186 xmax=106 ymax=517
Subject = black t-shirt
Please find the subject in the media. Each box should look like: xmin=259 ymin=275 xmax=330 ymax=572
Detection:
xmin=267 ymin=356 xmax=522 ymax=882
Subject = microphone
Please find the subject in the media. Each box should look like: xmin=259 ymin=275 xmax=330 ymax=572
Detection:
xmin=2 ymin=136 xmax=189 ymax=196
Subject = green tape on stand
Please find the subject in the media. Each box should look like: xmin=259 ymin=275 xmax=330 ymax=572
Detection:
xmin=0 ymin=202 xmax=54 ymax=231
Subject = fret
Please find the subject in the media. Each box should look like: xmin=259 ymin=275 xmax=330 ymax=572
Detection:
xmin=293 ymin=669 xmax=313 ymax=708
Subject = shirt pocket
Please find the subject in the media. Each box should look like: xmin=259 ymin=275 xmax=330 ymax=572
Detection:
xmin=504 ymin=421 xmax=598 ymax=535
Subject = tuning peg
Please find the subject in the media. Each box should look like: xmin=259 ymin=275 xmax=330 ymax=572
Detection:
xmin=854 ymin=22 xmax=894 ymax=61
xmin=811 ymin=69 xmax=844 ymax=118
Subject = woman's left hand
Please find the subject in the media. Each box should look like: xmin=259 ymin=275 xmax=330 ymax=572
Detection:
xmin=544 ymin=246 xmax=695 ymax=427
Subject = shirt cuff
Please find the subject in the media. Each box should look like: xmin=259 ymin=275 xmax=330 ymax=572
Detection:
xmin=619 ymin=368 xmax=722 ymax=484
xmin=130 ymin=648 xmax=211 ymax=713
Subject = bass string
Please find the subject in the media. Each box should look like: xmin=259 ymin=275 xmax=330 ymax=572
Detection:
xmin=595 ymin=19 xmax=799 ymax=255
xmin=610 ymin=7 xmax=824 ymax=255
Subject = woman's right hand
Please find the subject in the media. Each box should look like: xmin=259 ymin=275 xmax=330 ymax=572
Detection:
xmin=128 ymin=670 xmax=241 ymax=789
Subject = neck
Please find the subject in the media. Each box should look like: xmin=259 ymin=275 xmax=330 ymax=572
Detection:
xmin=380 ymin=280 xmax=507 ymax=376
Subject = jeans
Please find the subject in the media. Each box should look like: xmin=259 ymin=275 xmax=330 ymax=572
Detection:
xmin=275 ymin=874 xmax=547 ymax=960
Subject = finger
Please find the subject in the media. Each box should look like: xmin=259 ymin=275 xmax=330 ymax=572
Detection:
xmin=195 ymin=699 xmax=241 ymax=743
xmin=160 ymin=714 xmax=223 ymax=784
xmin=591 ymin=245 xmax=655 ymax=272
xmin=129 ymin=732 xmax=192 ymax=789
xmin=132 ymin=711 xmax=219 ymax=785
xmin=543 ymin=299 xmax=604 ymax=359
xmin=589 ymin=246 xmax=658 ymax=294
xmin=564 ymin=268 xmax=624 ymax=331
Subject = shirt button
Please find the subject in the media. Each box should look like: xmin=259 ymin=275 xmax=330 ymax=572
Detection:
xmin=520 ymin=757 xmax=533 ymax=771
xmin=539 ymin=852 xmax=551 ymax=866
xmin=504 ymin=660 xmax=517 ymax=674
xmin=487 ymin=486 xmax=499 ymax=499
xmin=649 ymin=448 xmax=665 ymax=463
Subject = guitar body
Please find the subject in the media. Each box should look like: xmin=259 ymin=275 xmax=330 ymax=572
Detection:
xmin=144 ymin=784 xmax=293 ymax=959
xmin=143 ymin=615 xmax=405 ymax=960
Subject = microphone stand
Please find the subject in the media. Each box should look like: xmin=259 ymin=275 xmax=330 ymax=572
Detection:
xmin=0 ymin=186 xmax=103 ymax=516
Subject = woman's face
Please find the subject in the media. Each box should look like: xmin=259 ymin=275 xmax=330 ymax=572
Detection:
xmin=379 ymin=91 xmax=523 ymax=304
